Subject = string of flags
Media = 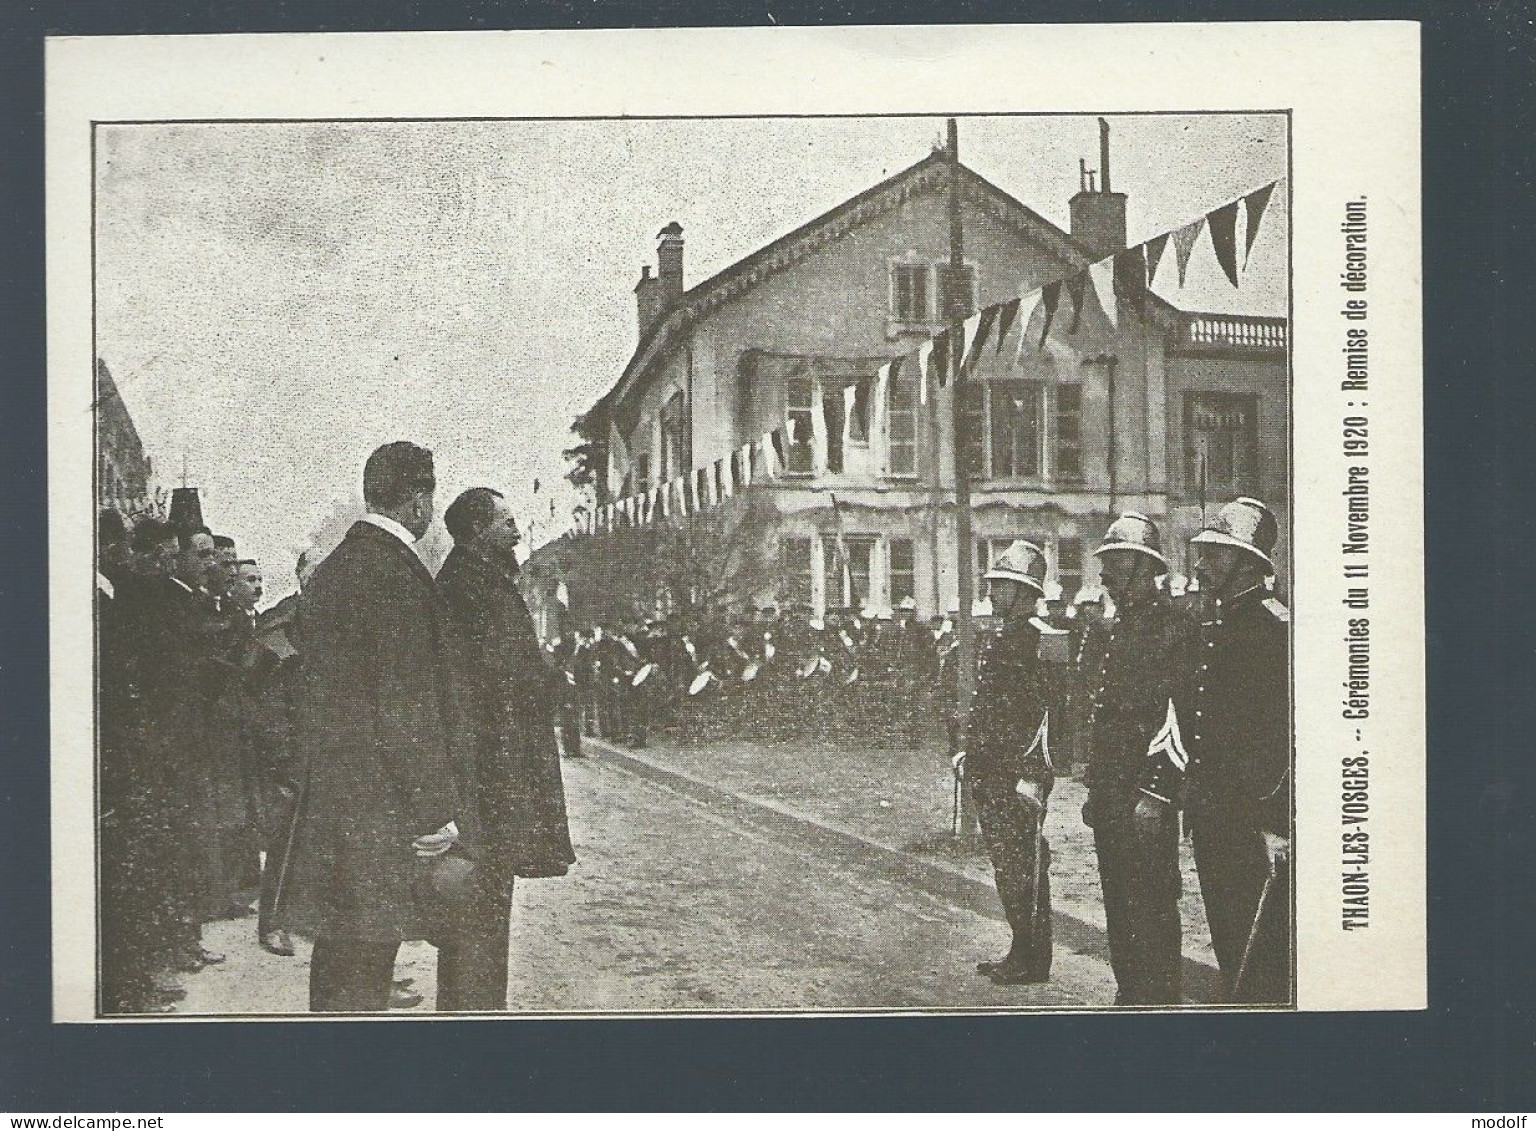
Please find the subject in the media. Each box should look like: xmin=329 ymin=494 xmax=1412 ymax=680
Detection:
xmin=566 ymin=177 xmax=1282 ymax=540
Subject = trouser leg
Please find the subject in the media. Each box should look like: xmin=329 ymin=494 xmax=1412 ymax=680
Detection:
xmin=1095 ymin=812 xmax=1182 ymax=1005
xmin=1192 ymin=815 xmax=1288 ymax=1003
xmin=979 ymin=788 xmax=1051 ymax=978
xmin=309 ymin=937 xmax=400 ymax=1012
xmin=436 ymin=875 xmax=515 ymax=1012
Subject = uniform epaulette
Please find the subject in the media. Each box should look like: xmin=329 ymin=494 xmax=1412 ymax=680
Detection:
xmin=1029 ymin=616 xmax=1069 ymax=635
xmin=1262 ymin=597 xmax=1290 ymax=623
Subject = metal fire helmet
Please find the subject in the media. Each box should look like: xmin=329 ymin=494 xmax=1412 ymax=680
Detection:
xmin=1191 ymin=496 xmax=1278 ymax=572
xmin=982 ymin=539 xmax=1047 ymax=594
xmin=1093 ymin=511 xmax=1168 ymax=569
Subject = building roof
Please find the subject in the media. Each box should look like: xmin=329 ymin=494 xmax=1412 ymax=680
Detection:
xmin=588 ymin=149 xmax=1187 ymax=427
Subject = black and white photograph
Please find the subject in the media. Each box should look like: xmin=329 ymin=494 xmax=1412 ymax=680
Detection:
xmin=45 ymin=24 xmax=1425 ymax=1026
xmin=88 ymin=107 xmax=1292 ymax=1017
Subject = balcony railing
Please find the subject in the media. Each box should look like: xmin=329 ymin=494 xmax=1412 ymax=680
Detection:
xmin=1174 ymin=313 xmax=1287 ymax=354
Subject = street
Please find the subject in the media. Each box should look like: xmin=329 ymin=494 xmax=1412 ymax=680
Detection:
xmin=167 ymin=746 xmax=1202 ymax=1016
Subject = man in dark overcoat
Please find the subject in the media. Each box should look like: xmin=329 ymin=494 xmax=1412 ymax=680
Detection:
xmin=1184 ymin=497 xmax=1292 ymax=1005
xmin=278 ymin=441 xmax=474 ymax=1012
xmin=435 ymin=488 xmax=575 ymax=1011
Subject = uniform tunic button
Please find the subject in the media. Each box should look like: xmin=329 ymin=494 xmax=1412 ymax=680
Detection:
xmin=1195 ymin=710 xmax=1203 ymax=717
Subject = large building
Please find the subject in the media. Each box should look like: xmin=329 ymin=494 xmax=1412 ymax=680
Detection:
xmin=95 ymin=358 xmax=156 ymax=517
xmin=552 ymin=142 xmax=1286 ymax=621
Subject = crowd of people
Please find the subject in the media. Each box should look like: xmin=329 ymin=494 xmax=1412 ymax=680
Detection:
xmin=96 ymin=434 xmax=1289 ymax=1012
xmin=95 ymin=441 xmax=575 ymax=1014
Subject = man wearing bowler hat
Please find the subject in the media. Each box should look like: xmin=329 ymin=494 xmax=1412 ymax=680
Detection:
xmin=954 ymin=540 xmax=1058 ymax=984
xmin=1184 ymin=497 xmax=1292 ymax=1004
xmin=1080 ymin=512 xmax=1193 ymax=1005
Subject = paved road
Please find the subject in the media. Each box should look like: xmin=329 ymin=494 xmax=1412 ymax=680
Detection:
xmin=173 ymin=754 xmax=1125 ymax=1016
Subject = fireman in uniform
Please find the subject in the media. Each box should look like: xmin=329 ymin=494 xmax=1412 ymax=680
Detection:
xmin=954 ymin=540 xmax=1056 ymax=985
xmin=1080 ymin=513 xmax=1193 ymax=1005
xmin=1184 ymin=497 xmax=1292 ymax=1004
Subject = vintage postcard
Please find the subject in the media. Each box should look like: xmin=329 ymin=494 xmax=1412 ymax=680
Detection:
xmin=46 ymin=23 xmax=1423 ymax=1020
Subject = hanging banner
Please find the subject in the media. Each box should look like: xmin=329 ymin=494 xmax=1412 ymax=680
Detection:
xmin=810 ymin=391 xmax=829 ymax=474
xmin=1171 ymin=216 xmax=1205 ymax=287
xmin=841 ymin=381 xmax=858 ymax=454
xmin=1207 ymin=199 xmax=1241 ymax=287
xmin=871 ymin=362 xmax=892 ymax=471
xmin=767 ymin=428 xmax=787 ymax=476
xmin=916 ymin=337 xmax=934 ymax=404
xmin=1243 ymin=181 xmax=1277 ymax=267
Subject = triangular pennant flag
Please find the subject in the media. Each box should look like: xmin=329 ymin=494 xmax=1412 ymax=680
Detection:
xmin=1242 ymin=181 xmax=1276 ymax=268
xmin=1088 ymin=258 xmax=1117 ymax=330
xmin=994 ymin=297 xmax=1021 ymax=356
xmin=931 ymin=328 xmax=951 ymax=388
xmin=916 ymin=338 xmax=934 ymax=404
xmin=842 ymin=382 xmax=858 ymax=453
xmin=1064 ymin=272 xmax=1088 ymax=335
xmin=1114 ymin=245 xmax=1148 ymax=323
xmin=1011 ymin=289 xmax=1042 ymax=366
xmin=1207 ymin=199 xmax=1241 ymax=287
xmin=1172 ymin=217 xmax=1205 ymax=287
xmin=1144 ymin=232 xmax=1169 ymax=289
xmin=1035 ymin=282 xmax=1061 ymax=350
xmin=963 ymin=304 xmax=999 ymax=373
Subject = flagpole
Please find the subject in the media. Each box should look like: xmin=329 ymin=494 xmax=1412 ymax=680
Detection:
xmin=948 ymin=117 xmax=979 ymax=838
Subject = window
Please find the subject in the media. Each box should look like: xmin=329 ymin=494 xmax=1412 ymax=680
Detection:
xmin=823 ymin=536 xmax=875 ymax=610
xmin=888 ymin=538 xmax=916 ymax=607
xmin=787 ymin=377 xmax=815 ymax=475
xmin=990 ymin=381 xmax=1044 ymax=479
xmin=959 ymin=383 xmax=986 ymax=479
xmin=891 ymin=262 xmax=929 ymax=323
xmin=659 ymin=391 xmax=689 ymax=482
xmin=782 ymin=537 xmax=814 ymax=610
xmin=1186 ymin=392 xmax=1258 ymax=493
xmin=936 ymin=263 xmax=978 ymax=319
xmin=887 ymin=364 xmax=917 ymax=477
xmin=1054 ymin=384 xmax=1084 ymax=482
xmin=1055 ymin=537 xmax=1084 ymax=600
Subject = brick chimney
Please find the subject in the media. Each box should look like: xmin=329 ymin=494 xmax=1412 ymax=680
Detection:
xmin=657 ymin=221 xmax=684 ymax=302
xmin=635 ymin=265 xmax=665 ymax=335
xmin=1069 ymin=118 xmax=1127 ymax=259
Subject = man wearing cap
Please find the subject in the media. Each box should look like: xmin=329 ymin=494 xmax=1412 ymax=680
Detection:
xmin=1184 ymin=497 xmax=1292 ymax=1004
xmin=955 ymin=540 xmax=1056 ymax=984
xmin=1079 ymin=513 xmax=1193 ymax=1005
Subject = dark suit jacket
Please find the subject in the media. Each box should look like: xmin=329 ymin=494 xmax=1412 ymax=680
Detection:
xmin=279 ymin=521 xmax=470 ymax=942
xmin=438 ymin=545 xmax=575 ymax=880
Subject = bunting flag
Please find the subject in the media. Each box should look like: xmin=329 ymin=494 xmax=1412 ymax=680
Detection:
xmin=1011 ymin=288 xmax=1042 ymax=366
xmin=1064 ymin=271 xmax=1088 ymax=335
xmin=842 ymin=381 xmax=859 ymax=453
xmin=1207 ymin=199 xmax=1241 ymax=287
xmin=963 ymin=304 xmax=999 ymax=373
xmin=1243 ymin=181 xmax=1276 ymax=268
xmin=715 ymin=456 xmax=729 ymax=501
xmin=1172 ymin=217 xmax=1205 ymax=287
xmin=930 ymin=328 xmax=951 ymax=389
xmin=958 ymin=309 xmax=983 ymax=372
xmin=993 ymin=296 xmax=1021 ymax=357
xmin=871 ymin=362 xmax=892 ymax=469
xmin=739 ymin=442 xmax=755 ymax=488
xmin=1088 ymin=257 xmax=1117 ymax=330
xmin=1144 ymin=232 xmax=1170 ymax=289
xmin=810 ymin=391 xmax=829 ymax=473
xmin=1032 ymin=282 xmax=1060 ymax=352
xmin=694 ymin=466 xmax=709 ymax=511
xmin=768 ymin=428 xmax=787 ymax=475
xmin=1114 ymin=245 xmax=1148 ymax=323
xmin=916 ymin=337 xmax=934 ymax=404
